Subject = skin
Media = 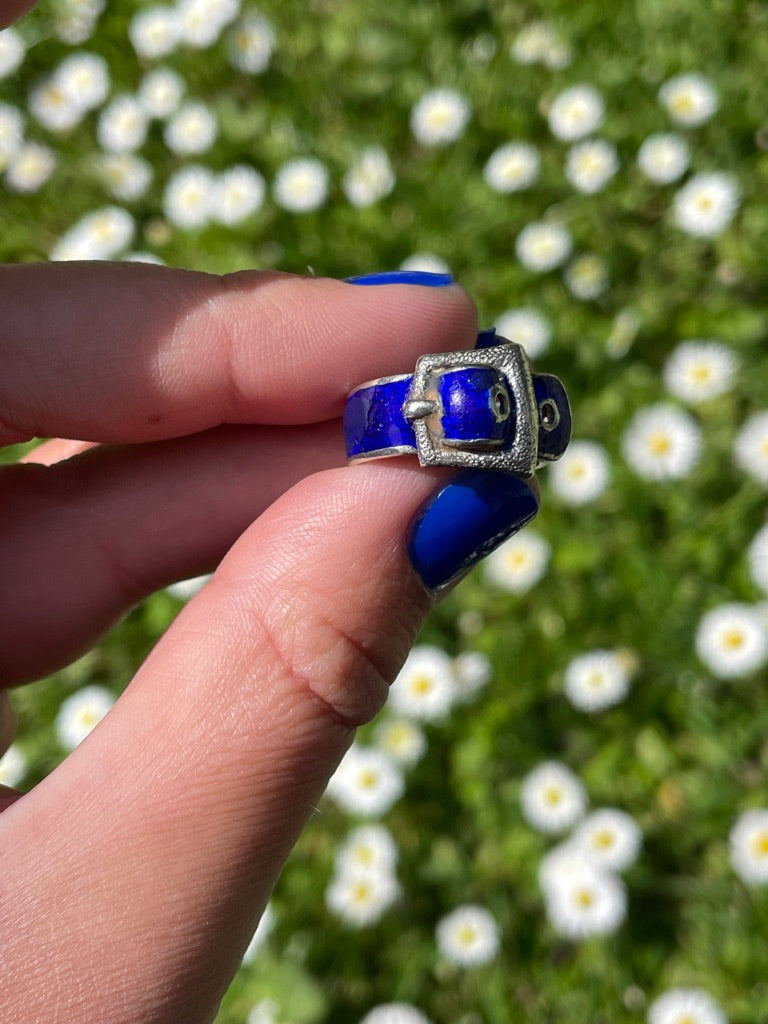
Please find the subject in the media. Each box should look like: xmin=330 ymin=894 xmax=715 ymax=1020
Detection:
xmin=0 ymin=261 xmax=478 ymax=1022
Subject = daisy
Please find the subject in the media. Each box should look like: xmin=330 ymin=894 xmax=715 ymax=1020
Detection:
xmin=177 ymin=0 xmax=239 ymax=49
xmin=748 ymin=525 xmax=768 ymax=594
xmin=544 ymin=862 xmax=626 ymax=939
xmin=435 ymin=905 xmax=500 ymax=966
xmin=483 ymin=141 xmax=540 ymax=193
xmin=325 ymin=745 xmax=404 ymax=817
xmin=453 ymin=651 xmax=492 ymax=702
xmin=325 ymin=867 xmax=399 ymax=927
xmin=729 ymin=808 xmax=768 ymax=885
xmin=374 ymin=717 xmax=427 ymax=767
xmin=28 ymin=75 xmax=87 ymax=132
xmin=695 ymin=603 xmax=768 ymax=679
xmin=495 ymin=308 xmax=551 ymax=359
xmin=399 ymin=253 xmax=451 ymax=275
xmin=647 ymin=988 xmax=727 ymax=1024
xmin=621 ymin=403 xmax=702 ymax=480
xmin=335 ymin=824 xmax=398 ymax=878
xmin=360 ymin=1005 xmax=433 ymax=1024
xmin=733 ymin=411 xmax=768 ymax=486
xmin=165 ymin=573 xmax=212 ymax=600
xmin=564 ymin=649 xmax=631 ymax=712
xmin=0 ymin=27 xmax=25 ymax=79
xmin=54 ymin=0 xmax=104 ymax=45
xmin=273 ymin=156 xmax=328 ymax=213
xmin=674 ymin=172 xmax=739 ymax=238
xmin=227 ymin=13 xmax=276 ymax=74
xmin=55 ymin=52 xmax=109 ymax=111
xmin=98 ymin=95 xmax=149 ymax=153
xmin=0 ymin=103 xmax=23 ymax=171
xmin=410 ymin=88 xmax=470 ymax=146
xmin=548 ymin=439 xmax=610 ymax=505
xmin=342 ymin=146 xmax=395 ymax=208
xmin=637 ymin=132 xmax=690 ymax=184
xmin=564 ymin=253 xmax=609 ymax=300
xmin=138 ymin=67 xmax=185 ymax=119
xmin=571 ymin=809 xmax=642 ymax=872
xmin=659 ymin=73 xmax=719 ymax=127
xmin=548 ymin=84 xmax=604 ymax=141
xmin=565 ymin=139 xmax=618 ymax=194
xmin=663 ymin=339 xmax=738 ymax=403
xmin=520 ymin=761 xmax=587 ymax=834
xmin=96 ymin=153 xmax=152 ymax=201
xmin=512 ymin=21 xmax=570 ymax=69
xmin=163 ymin=164 xmax=216 ymax=229
xmin=55 ymin=685 xmax=115 ymax=750
xmin=484 ymin=529 xmax=551 ymax=593
xmin=0 ymin=743 xmax=26 ymax=788
xmin=246 ymin=999 xmax=281 ymax=1024
xmin=128 ymin=6 xmax=180 ymax=59
xmin=212 ymin=164 xmax=266 ymax=225
xmin=515 ymin=220 xmax=573 ymax=272
xmin=164 ymin=101 xmax=217 ymax=155
xmin=50 ymin=206 xmax=134 ymax=261
xmin=389 ymin=645 xmax=455 ymax=722
xmin=241 ymin=902 xmax=275 ymax=962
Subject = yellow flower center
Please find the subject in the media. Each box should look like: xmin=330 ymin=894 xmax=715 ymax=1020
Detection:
xmin=543 ymin=785 xmax=562 ymax=806
xmin=751 ymin=831 xmax=768 ymax=858
xmin=573 ymin=887 xmax=594 ymax=908
xmin=593 ymin=829 xmax=615 ymax=849
xmin=721 ymin=629 xmax=745 ymax=650
xmin=648 ymin=431 xmax=672 ymax=455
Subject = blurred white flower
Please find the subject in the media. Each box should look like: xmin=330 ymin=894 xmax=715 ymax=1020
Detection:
xmin=177 ymin=0 xmax=240 ymax=49
xmin=484 ymin=530 xmax=551 ymax=593
xmin=7 ymin=144 xmax=55 ymax=196
xmin=647 ymin=988 xmax=727 ymax=1024
xmin=138 ymin=67 xmax=185 ymax=119
xmin=0 ymin=743 xmax=26 ymax=788
xmin=564 ymin=253 xmax=609 ymax=300
xmin=55 ymin=52 xmax=109 ymax=111
xmin=512 ymin=21 xmax=570 ymax=69
xmin=50 ymin=206 xmax=135 ymax=261
xmin=544 ymin=861 xmax=626 ymax=939
xmin=453 ymin=651 xmax=492 ymax=703
xmin=564 ymin=649 xmax=631 ymax=712
xmin=637 ymin=132 xmax=690 ymax=184
xmin=227 ymin=13 xmax=275 ymax=73
xmin=389 ymin=645 xmax=455 ymax=722
xmin=659 ymin=73 xmax=719 ymax=127
xmin=98 ymin=95 xmax=149 ymax=153
xmin=374 ymin=717 xmax=427 ymax=767
xmin=748 ymin=525 xmax=768 ymax=595
xmin=128 ymin=6 xmax=181 ymax=59
xmin=435 ymin=905 xmax=500 ymax=966
xmin=483 ymin=141 xmax=540 ymax=193
xmin=96 ymin=153 xmax=152 ymax=201
xmin=54 ymin=0 xmax=104 ymax=44
xmin=674 ymin=172 xmax=739 ymax=238
xmin=730 ymin=808 xmax=768 ymax=885
xmin=55 ymin=685 xmax=115 ymax=750
xmin=325 ymin=867 xmax=399 ymax=927
xmin=212 ymin=164 xmax=266 ymax=224
xmin=336 ymin=824 xmax=398 ymax=878
xmin=0 ymin=103 xmax=23 ymax=171
xmin=695 ymin=603 xmax=768 ymax=679
xmin=241 ymin=902 xmax=274 ymax=962
xmin=273 ymin=156 xmax=328 ymax=213
xmin=621 ymin=403 xmax=702 ymax=480
xmin=399 ymin=253 xmax=451 ymax=275
xmin=520 ymin=761 xmax=587 ymax=834
xmin=325 ymin=745 xmax=404 ymax=817
xmin=410 ymin=88 xmax=470 ymax=146
xmin=0 ymin=27 xmax=25 ymax=79
xmin=516 ymin=220 xmax=573 ymax=272
xmin=342 ymin=146 xmax=394 ymax=207
xmin=571 ymin=809 xmax=642 ymax=872
xmin=495 ymin=308 xmax=551 ymax=359
xmin=360 ymin=1004 xmax=432 ymax=1024
xmin=29 ymin=77 xmax=84 ymax=132
xmin=165 ymin=573 xmax=212 ymax=600
xmin=163 ymin=164 xmax=216 ymax=228
xmin=548 ymin=84 xmax=604 ymax=141
xmin=733 ymin=411 xmax=768 ymax=486
xmin=548 ymin=439 xmax=610 ymax=505
xmin=566 ymin=139 xmax=618 ymax=193
xmin=164 ymin=101 xmax=217 ymax=155
xmin=246 ymin=998 xmax=281 ymax=1024
xmin=663 ymin=339 xmax=737 ymax=404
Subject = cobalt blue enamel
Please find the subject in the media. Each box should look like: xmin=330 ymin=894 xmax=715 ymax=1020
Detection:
xmin=533 ymin=373 xmax=572 ymax=460
xmin=343 ymin=376 xmax=416 ymax=457
xmin=437 ymin=366 xmax=514 ymax=446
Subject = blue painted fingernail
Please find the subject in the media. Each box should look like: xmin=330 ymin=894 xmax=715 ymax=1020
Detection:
xmin=407 ymin=470 xmax=539 ymax=592
xmin=346 ymin=270 xmax=454 ymax=287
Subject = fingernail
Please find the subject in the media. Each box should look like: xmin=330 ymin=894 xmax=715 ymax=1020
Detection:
xmin=407 ymin=471 xmax=539 ymax=592
xmin=346 ymin=270 xmax=454 ymax=287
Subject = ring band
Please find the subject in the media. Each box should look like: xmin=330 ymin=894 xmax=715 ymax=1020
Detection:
xmin=343 ymin=329 xmax=571 ymax=477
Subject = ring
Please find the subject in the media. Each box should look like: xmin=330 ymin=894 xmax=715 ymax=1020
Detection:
xmin=343 ymin=329 xmax=572 ymax=477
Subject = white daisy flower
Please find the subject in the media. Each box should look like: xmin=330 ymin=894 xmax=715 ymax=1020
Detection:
xmin=621 ymin=403 xmax=702 ymax=480
xmin=342 ymin=146 xmax=395 ymax=208
xmin=572 ymin=809 xmax=642 ymax=872
xmin=165 ymin=573 xmax=212 ymax=600
xmin=520 ymin=761 xmax=587 ymax=834
xmin=733 ymin=411 xmax=768 ymax=486
xmin=164 ymin=101 xmax=217 ymax=155
xmin=674 ymin=172 xmax=739 ymax=238
xmin=545 ymin=862 xmax=626 ymax=939
xmin=495 ymin=308 xmax=551 ymax=359
xmin=50 ymin=206 xmax=135 ymax=261
xmin=695 ymin=603 xmax=768 ymax=679
xmin=0 ymin=27 xmax=25 ymax=79
xmin=163 ymin=164 xmax=216 ymax=229
xmin=96 ymin=153 xmax=152 ymax=201
xmin=515 ymin=220 xmax=573 ymax=272
xmin=564 ymin=253 xmax=609 ymax=300
xmin=0 ymin=743 xmax=26 ymax=788
xmin=389 ymin=645 xmax=456 ymax=722
xmin=748 ymin=525 xmax=768 ymax=595
xmin=663 ymin=339 xmax=737 ymax=404
xmin=227 ymin=13 xmax=276 ymax=74
xmin=399 ymin=252 xmax=451 ymax=275
xmin=325 ymin=867 xmax=400 ymax=927
xmin=360 ymin=1004 xmax=433 ymax=1024
xmin=538 ymin=842 xmax=593 ymax=894
xmin=55 ymin=685 xmax=115 ymax=750
xmin=0 ymin=103 xmax=23 ymax=171
xmin=325 ymin=745 xmax=404 ymax=817
xmin=453 ymin=651 xmax=492 ymax=702
xmin=54 ymin=0 xmax=104 ymax=45
xmin=565 ymin=139 xmax=618 ymax=193
xmin=435 ymin=905 xmax=500 ymax=966
xmin=28 ymin=77 xmax=86 ymax=132
xmin=241 ymin=902 xmax=275 ymax=963
xmin=647 ymin=988 xmax=727 ymax=1024
xmin=548 ymin=84 xmax=604 ymax=141
xmin=484 ymin=529 xmax=551 ymax=593
xmin=98 ymin=95 xmax=149 ymax=153
xmin=483 ymin=141 xmax=540 ymax=193
xmin=548 ymin=439 xmax=611 ymax=505
xmin=335 ymin=824 xmax=398 ymax=878
xmin=511 ymin=22 xmax=570 ymax=69
xmin=177 ymin=0 xmax=239 ymax=49
xmin=273 ymin=156 xmax=328 ymax=213
xmin=212 ymin=164 xmax=266 ymax=225
xmin=659 ymin=73 xmax=719 ymax=127
xmin=138 ymin=67 xmax=185 ymax=119
xmin=129 ymin=6 xmax=181 ymax=59
xmin=410 ymin=87 xmax=470 ymax=147
xmin=730 ymin=808 xmax=768 ymax=885
xmin=374 ymin=717 xmax=427 ymax=767
xmin=564 ymin=649 xmax=631 ymax=712
xmin=246 ymin=998 xmax=280 ymax=1024
xmin=637 ymin=132 xmax=690 ymax=184
xmin=55 ymin=52 xmax=109 ymax=111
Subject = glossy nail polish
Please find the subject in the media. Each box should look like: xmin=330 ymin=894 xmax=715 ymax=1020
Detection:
xmin=346 ymin=270 xmax=454 ymax=287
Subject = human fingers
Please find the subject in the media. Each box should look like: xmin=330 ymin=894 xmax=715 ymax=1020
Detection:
xmin=0 ymin=0 xmax=36 ymax=30
xmin=0 ymin=262 xmax=475 ymax=445
xmin=0 ymin=460 xmax=538 ymax=1024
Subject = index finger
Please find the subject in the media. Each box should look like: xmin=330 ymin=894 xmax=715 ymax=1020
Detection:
xmin=0 ymin=262 xmax=476 ymax=444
